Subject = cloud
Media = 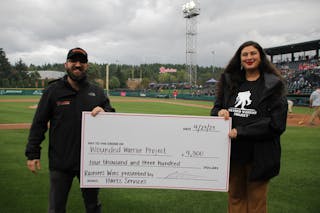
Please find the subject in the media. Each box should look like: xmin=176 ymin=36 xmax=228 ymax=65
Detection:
xmin=1 ymin=0 xmax=320 ymax=67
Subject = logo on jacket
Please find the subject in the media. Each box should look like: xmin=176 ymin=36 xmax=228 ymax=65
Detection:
xmin=234 ymin=91 xmax=252 ymax=109
xmin=228 ymin=90 xmax=257 ymax=118
xmin=88 ymin=92 xmax=96 ymax=96
xmin=56 ymin=100 xmax=71 ymax=106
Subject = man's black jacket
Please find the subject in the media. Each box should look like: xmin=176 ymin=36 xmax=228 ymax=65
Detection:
xmin=25 ymin=76 xmax=115 ymax=172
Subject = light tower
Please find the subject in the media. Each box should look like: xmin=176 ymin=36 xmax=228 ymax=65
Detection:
xmin=182 ymin=0 xmax=200 ymax=86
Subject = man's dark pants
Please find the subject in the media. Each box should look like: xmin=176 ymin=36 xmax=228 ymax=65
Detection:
xmin=49 ymin=170 xmax=101 ymax=213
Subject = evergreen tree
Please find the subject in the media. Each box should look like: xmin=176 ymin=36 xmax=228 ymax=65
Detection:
xmin=11 ymin=59 xmax=28 ymax=87
xmin=115 ymin=65 xmax=126 ymax=88
xmin=0 ymin=48 xmax=12 ymax=86
xmin=109 ymin=76 xmax=120 ymax=89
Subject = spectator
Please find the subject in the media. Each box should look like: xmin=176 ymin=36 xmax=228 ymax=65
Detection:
xmin=309 ymin=85 xmax=320 ymax=125
xmin=288 ymin=100 xmax=294 ymax=113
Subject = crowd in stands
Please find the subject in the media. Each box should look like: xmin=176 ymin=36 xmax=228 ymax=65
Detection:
xmin=148 ymin=81 xmax=215 ymax=97
xmin=145 ymin=57 xmax=320 ymax=97
xmin=276 ymin=58 xmax=320 ymax=95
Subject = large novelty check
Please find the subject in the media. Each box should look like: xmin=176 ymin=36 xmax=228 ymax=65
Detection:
xmin=80 ymin=112 xmax=231 ymax=191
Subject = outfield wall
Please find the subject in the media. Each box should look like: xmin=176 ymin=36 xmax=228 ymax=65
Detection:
xmin=0 ymin=89 xmax=43 ymax=96
xmin=0 ymin=88 xmax=309 ymax=106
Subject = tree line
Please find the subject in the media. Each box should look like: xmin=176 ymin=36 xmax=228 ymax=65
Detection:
xmin=0 ymin=48 xmax=223 ymax=89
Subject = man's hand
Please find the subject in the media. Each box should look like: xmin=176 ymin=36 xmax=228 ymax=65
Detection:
xmin=91 ymin=106 xmax=105 ymax=117
xmin=27 ymin=159 xmax=41 ymax=174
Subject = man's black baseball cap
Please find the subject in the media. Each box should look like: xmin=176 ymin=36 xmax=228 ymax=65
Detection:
xmin=67 ymin=47 xmax=88 ymax=62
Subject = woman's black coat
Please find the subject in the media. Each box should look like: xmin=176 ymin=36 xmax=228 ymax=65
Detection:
xmin=211 ymin=72 xmax=288 ymax=181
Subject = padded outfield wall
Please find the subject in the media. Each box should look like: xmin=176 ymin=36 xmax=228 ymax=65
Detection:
xmin=0 ymin=88 xmax=309 ymax=106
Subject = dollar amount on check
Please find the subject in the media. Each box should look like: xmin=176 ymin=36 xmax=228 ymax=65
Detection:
xmin=80 ymin=112 xmax=231 ymax=191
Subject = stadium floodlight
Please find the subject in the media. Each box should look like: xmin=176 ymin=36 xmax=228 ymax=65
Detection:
xmin=182 ymin=0 xmax=200 ymax=18
xmin=182 ymin=1 xmax=195 ymax=11
xmin=182 ymin=0 xmax=200 ymax=86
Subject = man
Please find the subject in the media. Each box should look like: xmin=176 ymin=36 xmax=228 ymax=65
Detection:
xmin=309 ymin=85 xmax=320 ymax=125
xmin=287 ymin=99 xmax=294 ymax=113
xmin=25 ymin=47 xmax=115 ymax=213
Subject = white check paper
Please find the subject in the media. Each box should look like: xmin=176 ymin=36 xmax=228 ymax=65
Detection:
xmin=80 ymin=112 xmax=231 ymax=191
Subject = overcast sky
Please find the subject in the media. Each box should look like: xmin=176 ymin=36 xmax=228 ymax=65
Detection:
xmin=1 ymin=0 xmax=319 ymax=67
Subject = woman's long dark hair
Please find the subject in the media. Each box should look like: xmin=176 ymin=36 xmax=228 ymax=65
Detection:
xmin=216 ymin=41 xmax=285 ymax=96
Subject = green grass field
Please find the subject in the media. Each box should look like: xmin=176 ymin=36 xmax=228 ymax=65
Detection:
xmin=0 ymin=96 xmax=319 ymax=212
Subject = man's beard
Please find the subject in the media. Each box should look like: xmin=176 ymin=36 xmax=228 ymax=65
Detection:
xmin=66 ymin=68 xmax=87 ymax=83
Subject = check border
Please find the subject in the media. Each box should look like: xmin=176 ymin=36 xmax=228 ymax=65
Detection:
xmin=81 ymin=112 xmax=231 ymax=191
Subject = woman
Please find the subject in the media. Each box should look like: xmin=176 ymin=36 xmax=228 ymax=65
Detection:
xmin=211 ymin=41 xmax=288 ymax=213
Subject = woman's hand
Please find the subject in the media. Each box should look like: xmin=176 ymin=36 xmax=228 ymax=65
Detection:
xmin=228 ymin=128 xmax=237 ymax=139
xmin=218 ymin=109 xmax=230 ymax=120
xmin=218 ymin=109 xmax=236 ymax=138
